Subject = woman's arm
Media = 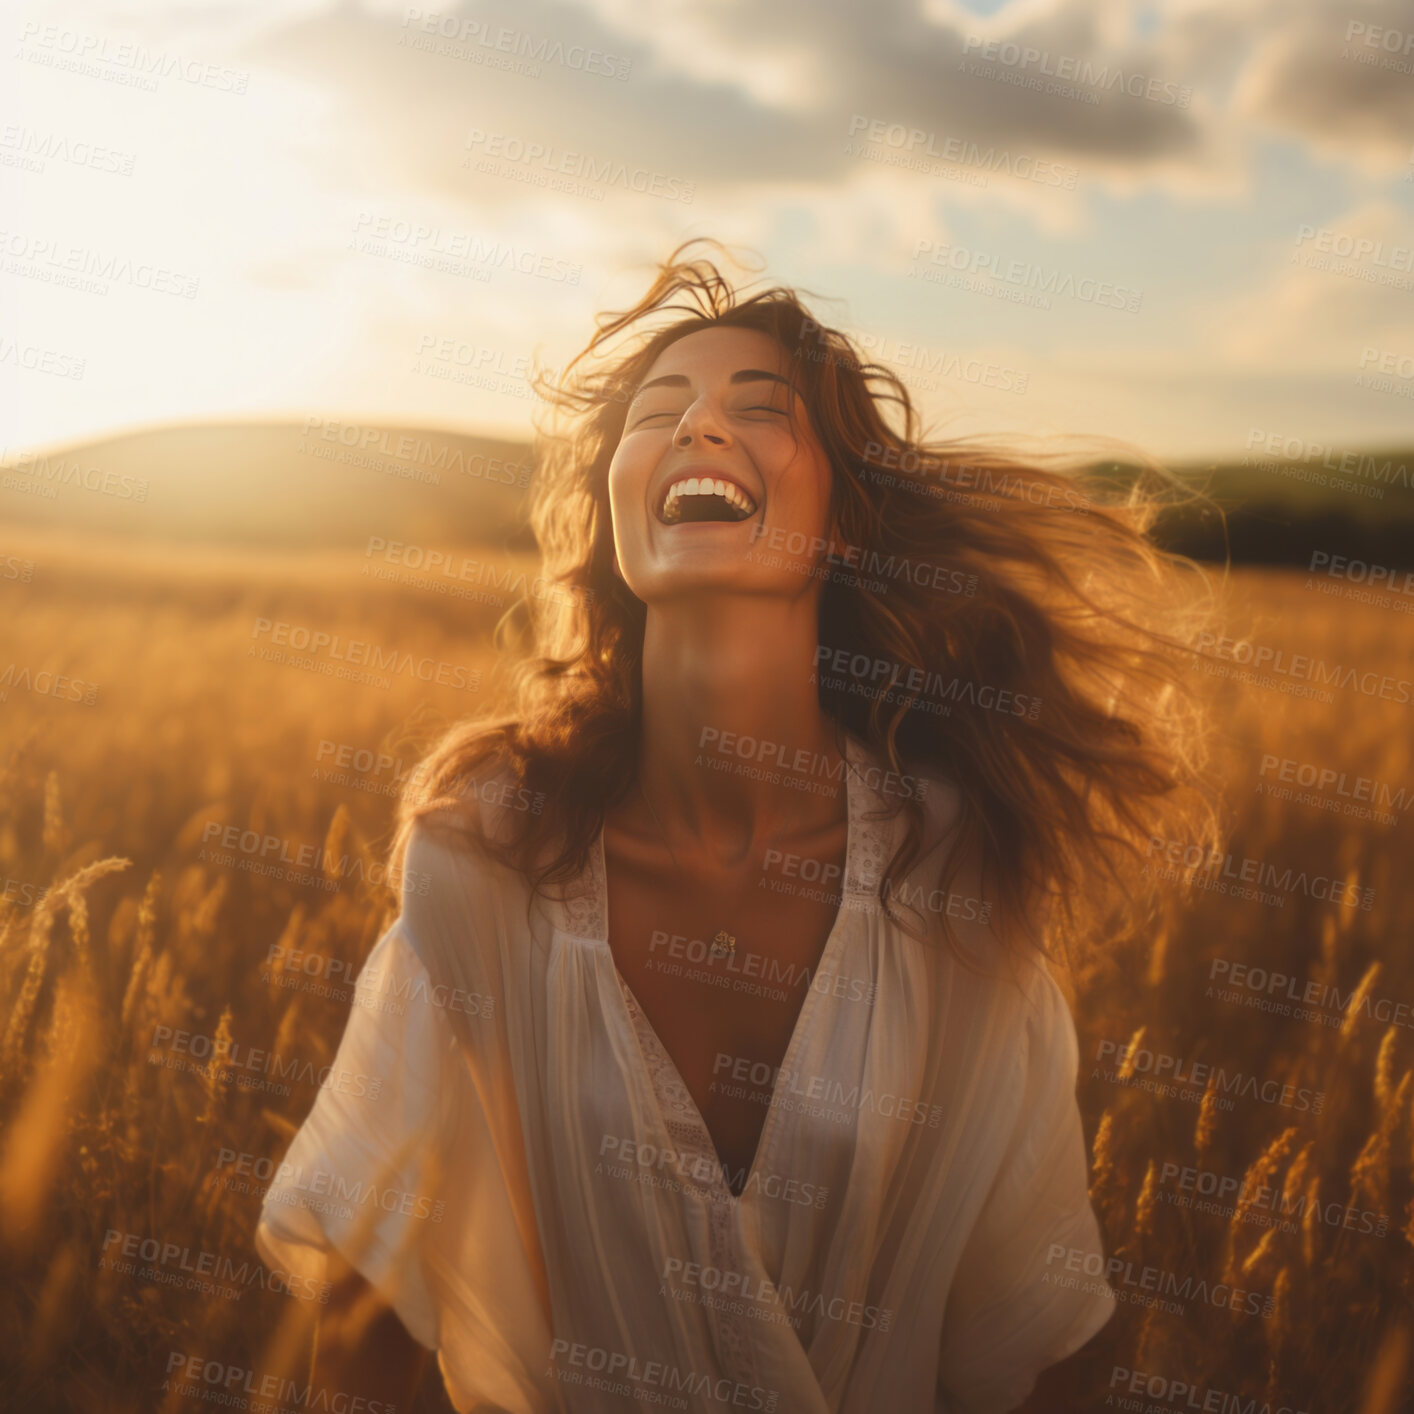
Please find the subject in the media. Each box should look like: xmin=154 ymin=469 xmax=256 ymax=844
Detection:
xmin=313 ymin=1249 xmax=429 ymax=1411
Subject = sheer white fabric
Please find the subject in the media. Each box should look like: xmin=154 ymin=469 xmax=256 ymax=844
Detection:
xmin=255 ymin=733 xmax=1117 ymax=1412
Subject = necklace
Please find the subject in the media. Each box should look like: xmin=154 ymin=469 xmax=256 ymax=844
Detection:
xmin=637 ymin=779 xmax=736 ymax=957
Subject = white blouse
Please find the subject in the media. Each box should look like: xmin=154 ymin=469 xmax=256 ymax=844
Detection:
xmin=255 ymin=732 xmax=1117 ymax=1413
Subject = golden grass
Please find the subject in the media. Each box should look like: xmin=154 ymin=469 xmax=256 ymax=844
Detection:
xmin=1058 ymin=568 xmax=1414 ymax=1413
xmin=1 ymin=528 xmax=1410 ymax=1410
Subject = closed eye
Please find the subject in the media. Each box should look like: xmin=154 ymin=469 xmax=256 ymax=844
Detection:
xmin=631 ymin=404 xmax=788 ymax=426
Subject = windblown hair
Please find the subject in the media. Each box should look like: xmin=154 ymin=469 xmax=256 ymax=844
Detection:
xmin=390 ymin=237 xmax=1224 ymax=977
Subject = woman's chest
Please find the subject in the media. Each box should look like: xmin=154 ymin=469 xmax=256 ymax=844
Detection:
xmin=605 ymin=825 xmax=846 ymax=1035
xmin=601 ymin=823 xmax=850 ymax=1186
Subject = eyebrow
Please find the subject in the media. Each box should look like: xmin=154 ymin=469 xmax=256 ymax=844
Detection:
xmin=629 ymin=368 xmax=796 ymax=402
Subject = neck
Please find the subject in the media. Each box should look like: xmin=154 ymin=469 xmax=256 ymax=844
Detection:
xmin=635 ymin=592 xmax=848 ymax=862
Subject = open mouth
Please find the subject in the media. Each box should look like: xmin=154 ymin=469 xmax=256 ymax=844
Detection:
xmin=657 ymin=475 xmax=758 ymax=525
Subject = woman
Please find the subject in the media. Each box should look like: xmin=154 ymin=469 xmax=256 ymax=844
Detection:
xmin=255 ymin=240 xmax=1218 ymax=1412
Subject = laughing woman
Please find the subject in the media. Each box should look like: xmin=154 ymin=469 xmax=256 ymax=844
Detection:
xmin=256 ymin=239 xmax=1219 ymax=1413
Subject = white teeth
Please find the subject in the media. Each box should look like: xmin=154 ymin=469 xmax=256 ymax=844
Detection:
xmin=659 ymin=474 xmax=758 ymax=523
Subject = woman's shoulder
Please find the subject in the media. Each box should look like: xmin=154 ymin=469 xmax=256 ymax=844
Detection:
xmin=393 ymin=755 xmax=536 ymax=1001
xmin=884 ymin=754 xmax=1067 ymax=1019
xmin=409 ymin=742 xmax=533 ymax=841
xmin=913 ymin=757 xmax=964 ymax=844
xmin=398 ymin=750 xmax=531 ymax=898
xmin=847 ymin=737 xmax=961 ymax=835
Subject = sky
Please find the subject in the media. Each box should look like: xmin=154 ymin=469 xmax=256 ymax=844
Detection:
xmin=4 ymin=0 xmax=1414 ymax=464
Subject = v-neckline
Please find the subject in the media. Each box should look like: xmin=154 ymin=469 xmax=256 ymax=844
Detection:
xmin=589 ymin=733 xmax=864 ymax=1206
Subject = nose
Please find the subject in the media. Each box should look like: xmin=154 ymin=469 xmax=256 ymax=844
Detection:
xmin=674 ymin=397 xmax=730 ymax=447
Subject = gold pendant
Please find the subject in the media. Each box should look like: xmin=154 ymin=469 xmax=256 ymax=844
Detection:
xmin=710 ymin=930 xmax=735 ymax=957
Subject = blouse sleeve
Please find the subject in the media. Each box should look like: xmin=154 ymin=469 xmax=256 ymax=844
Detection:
xmin=935 ymin=962 xmax=1117 ymax=1413
xmin=253 ymin=919 xmax=454 ymax=1351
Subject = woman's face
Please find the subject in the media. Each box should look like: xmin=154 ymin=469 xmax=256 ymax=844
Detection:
xmin=607 ymin=325 xmax=838 ymax=602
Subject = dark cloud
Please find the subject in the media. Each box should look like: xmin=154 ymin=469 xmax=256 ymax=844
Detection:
xmin=241 ymin=0 xmax=1214 ymax=208
xmin=1237 ymin=0 xmax=1414 ymax=164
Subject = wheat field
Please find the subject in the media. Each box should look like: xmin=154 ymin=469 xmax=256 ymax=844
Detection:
xmin=1 ymin=525 xmax=1410 ymax=1412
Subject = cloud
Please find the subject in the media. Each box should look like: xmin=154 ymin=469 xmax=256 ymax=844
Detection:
xmin=10 ymin=0 xmax=1413 ymax=459
xmin=238 ymin=0 xmax=1227 ymax=209
xmin=1215 ymin=199 xmax=1414 ymax=368
xmin=1233 ymin=0 xmax=1414 ymax=173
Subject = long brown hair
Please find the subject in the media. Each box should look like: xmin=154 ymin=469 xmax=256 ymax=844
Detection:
xmin=390 ymin=237 xmax=1223 ymax=977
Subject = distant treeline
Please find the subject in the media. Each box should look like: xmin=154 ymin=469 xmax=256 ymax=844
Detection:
xmin=1103 ymin=453 xmax=1414 ymax=573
